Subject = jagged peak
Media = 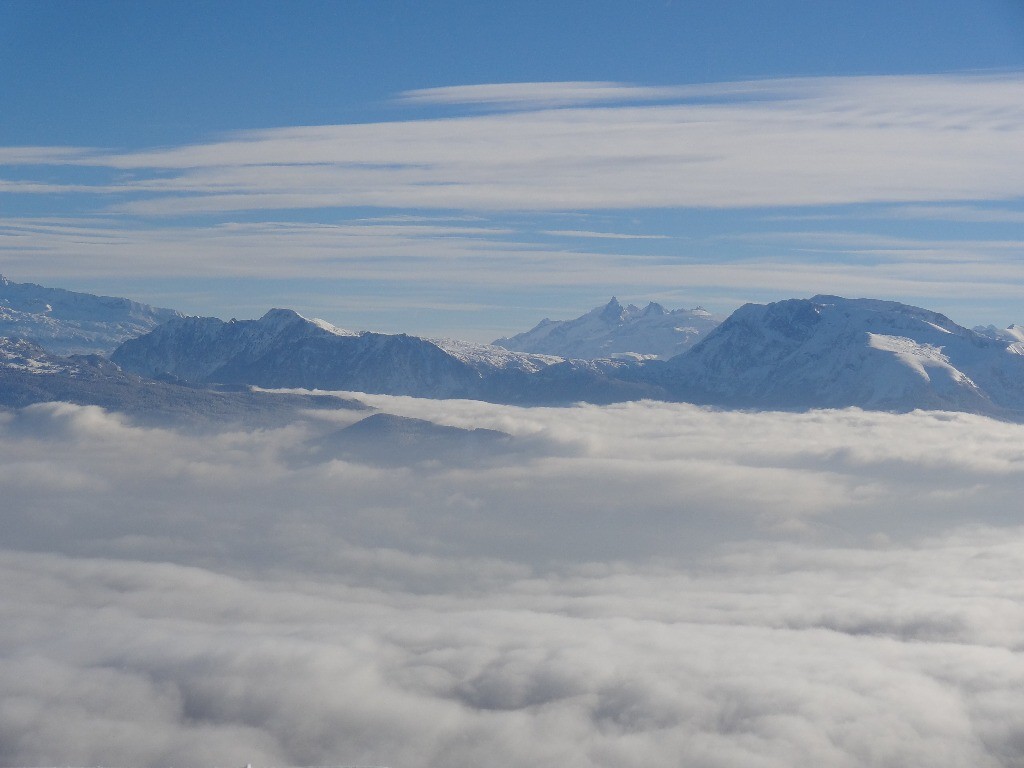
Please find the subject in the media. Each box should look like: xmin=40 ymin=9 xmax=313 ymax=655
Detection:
xmin=599 ymin=296 xmax=624 ymax=322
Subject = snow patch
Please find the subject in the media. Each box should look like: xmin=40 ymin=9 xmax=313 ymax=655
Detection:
xmin=309 ymin=317 xmax=359 ymax=337
xmin=430 ymin=337 xmax=562 ymax=373
xmin=867 ymin=333 xmax=974 ymax=387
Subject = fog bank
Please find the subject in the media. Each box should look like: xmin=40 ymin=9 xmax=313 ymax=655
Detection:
xmin=2 ymin=399 xmax=1023 ymax=766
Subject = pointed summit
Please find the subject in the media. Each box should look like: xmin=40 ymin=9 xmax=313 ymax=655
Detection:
xmin=599 ymin=296 xmax=624 ymax=322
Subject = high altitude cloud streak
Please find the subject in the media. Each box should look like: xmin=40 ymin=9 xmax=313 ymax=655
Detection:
xmin=3 ymin=217 xmax=1023 ymax=313
xmin=4 ymin=74 xmax=1024 ymax=213
xmin=3 ymin=398 xmax=1024 ymax=766
xmin=3 ymin=73 xmax=1024 ymax=334
xmin=396 ymin=81 xmax=695 ymax=108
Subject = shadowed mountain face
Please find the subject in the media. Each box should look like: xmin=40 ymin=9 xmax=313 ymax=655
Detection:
xmin=661 ymin=295 xmax=1024 ymax=418
xmin=0 ymin=274 xmax=181 ymax=356
xmin=0 ymin=337 xmax=364 ymax=427
xmin=112 ymin=309 xmax=486 ymax=399
xmin=301 ymin=412 xmax=513 ymax=466
xmin=112 ymin=308 xmax=663 ymax=405
xmin=493 ymin=297 xmax=723 ymax=360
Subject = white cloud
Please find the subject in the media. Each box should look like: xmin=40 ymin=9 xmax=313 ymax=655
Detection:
xmin=6 ymin=74 xmax=1024 ymax=213
xmin=396 ymin=81 xmax=695 ymax=108
xmin=4 ymin=74 xmax=1024 ymax=331
xmin=0 ymin=146 xmax=93 ymax=165
xmin=3 ymin=399 xmax=1024 ymax=764
xmin=6 ymin=216 xmax=1024 ymax=323
xmin=543 ymin=229 xmax=671 ymax=240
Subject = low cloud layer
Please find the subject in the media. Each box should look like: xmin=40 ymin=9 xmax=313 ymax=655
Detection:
xmin=3 ymin=399 xmax=1024 ymax=766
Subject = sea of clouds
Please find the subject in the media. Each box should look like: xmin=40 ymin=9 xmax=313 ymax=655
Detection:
xmin=3 ymin=397 xmax=1024 ymax=767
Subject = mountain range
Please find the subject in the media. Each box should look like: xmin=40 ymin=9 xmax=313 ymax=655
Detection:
xmin=109 ymin=308 xmax=661 ymax=403
xmin=0 ymin=336 xmax=361 ymax=425
xmin=4 ymin=275 xmax=1024 ymax=421
xmin=0 ymin=274 xmax=180 ymax=355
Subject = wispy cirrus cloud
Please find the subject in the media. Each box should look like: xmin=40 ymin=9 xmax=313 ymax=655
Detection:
xmin=543 ymin=229 xmax=671 ymax=240
xmin=4 ymin=74 xmax=1024 ymax=213
xmin=0 ymin=146 xmax=94 ymax=165
xmin=395 ymin=80 xmax=696 ymax=108
xmin=4 ymin=215 xmax=1024 ymax=345
xmin=886 ymin=204 xmax=1024 ymax=224
xmin=4 ymin=217 xmax=1024 ymax=307
xmin=4 ymin=73 xmax=1024 ymax=331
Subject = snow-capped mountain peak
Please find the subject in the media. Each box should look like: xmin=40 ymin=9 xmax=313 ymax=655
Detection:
xmin=973 ymin=323 xmax=1024 ymax=343
xmin=494 ymin=297 xmax=724 ymax=360
xmin=112 ymin=309 xmax=488 ymax=398
xmin=664 ymin=295 xmax=1023 ymax=416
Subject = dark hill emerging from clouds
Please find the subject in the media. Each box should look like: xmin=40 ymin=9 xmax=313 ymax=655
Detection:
xmin=303 ymin=412 xmax=514 ymax=467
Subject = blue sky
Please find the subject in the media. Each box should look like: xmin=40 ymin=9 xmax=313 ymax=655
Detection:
xmin=2 ymin=0 xmax=1024 ymax=340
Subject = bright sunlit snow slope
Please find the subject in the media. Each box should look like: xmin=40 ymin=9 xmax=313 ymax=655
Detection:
xmin=664 ymin=295 xmax=1024 ymax=416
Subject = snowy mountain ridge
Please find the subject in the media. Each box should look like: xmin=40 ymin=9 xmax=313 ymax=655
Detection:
xmin=429 ymin=336 xmax=563 ymax=374
xmin=662 ymin=294 xmax=1024 ymax=417
xmin=973 ymin=323 xmax=1024 ymax=343
xmin=110 ymin=308 xmax=580 ymax=399
xmin=0 ymin=335 xmax=364 ymax=423
xmin=6 ymin=275 xmax=1024 ymax=420
xmin=0 ymin=274 xmax=181 ymax=355
xmin=110 ymin=308 xmax=663 ymax=404
xmin=493 ymin=296 xmax=723 ymax=360
xmin=0 ymin=337 xmax=84 ymax=375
